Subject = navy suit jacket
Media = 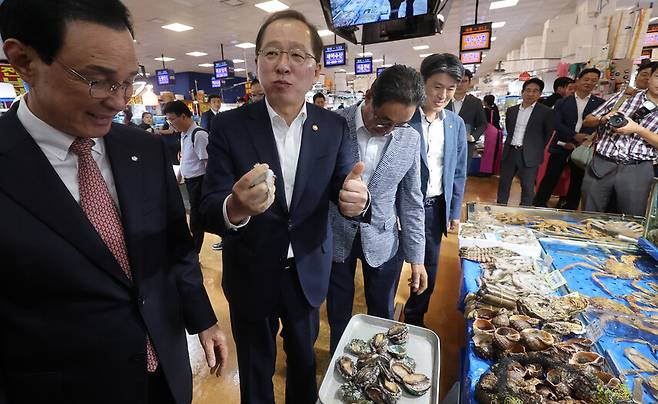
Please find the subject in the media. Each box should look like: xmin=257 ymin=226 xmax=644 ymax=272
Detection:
xmin=0 ymin=104 xmax=216 ymax=404
xmin=409 ymin=108 xmax=468 ymax=229
xmin=200 ymin=100 xmax=358 ymax=319
xmin=200 ymin=109 xmax=219 ymax=131
xmin=504 ymin=103 xmax=554 ymax=167
xmin=548 ymin=94 xmax=605 ymax=155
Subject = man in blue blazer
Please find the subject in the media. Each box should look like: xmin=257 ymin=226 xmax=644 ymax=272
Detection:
xmin=200 ymin=94 xmax=222 ymax=130
xmin=534 ymin=68 xmax=604 ymax=209
xmin=327 ymin=65 xmax=427 ymax=353
xmin=0 ymin=1 xmax=227 ymax=403
xmin=200 ymin=10 xmax=369 ymax=404
xmin=403 ymin=53 xmax=468 ymax=327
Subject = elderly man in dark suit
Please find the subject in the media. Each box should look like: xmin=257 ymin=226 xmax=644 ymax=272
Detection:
xmin=497 ymin=78 xmax=555 ymax=205
xmin=534 ymin=68 xmax=604 ymax=209
xmin=0 ymin=1 xmax=228 ymax=403
xmin=447 ymin=69 xmax=487 ymax=173
xmin=200 ymin=10 xmax=369 ymax=404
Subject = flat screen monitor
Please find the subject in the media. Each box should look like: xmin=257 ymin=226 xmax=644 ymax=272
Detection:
xmin=644 ymin=24 xmax=658 ymax=48
xmin=211 ymin=78 xmax=222 ymax=88
xmin=360 ymin=13 xmax=443 ymax=45
xmin=460 ymin=22 xmax=492 ymax=52
xmin=327 ymin=0 xmax=430 ymax=28
xmin=214 ymin=60 xmax=235 ymax=79
xmin=376 ymin=67 xmax=386 ymax=77
xmin=463 ymin=64 xmax=478 ymax=74
xmin=324 ymin=43 xmax=347 ymax=67
xmin=460 ymin=51 xmax=482 ymax=64
xmin=355 ymin=57 xmax=373 ymax=75
xmin=156 ymin=69 xmax=175 ymax=86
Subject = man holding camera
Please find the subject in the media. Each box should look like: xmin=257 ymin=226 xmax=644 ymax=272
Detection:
xmin=582 ymin=61 xmax=658 ymax=216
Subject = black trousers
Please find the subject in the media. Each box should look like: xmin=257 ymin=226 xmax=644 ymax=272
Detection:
xmin=533 ymin=152 xmax=584 ymax=210
xmin=326 ymin=233 xmax=404 ymax=353
xmin=497 ymin=147 xmax=539 ymax=206
xmin=185 ymin=175 xmax=205 ymax=253
xmin=230 ymin=263 xmax=319 ymax=404
xmin=147 ymin=368 xmax=176 ymax=404
xmin=403 ymin=196 xmax=446 ymax=326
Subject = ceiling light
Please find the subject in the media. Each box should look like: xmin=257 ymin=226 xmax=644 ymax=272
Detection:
xmin=419 ymin=53 xmax=431 ymax=58
xmin=491 ymin=36 xmax=497 ymax=41
xmin=236 ymin=42 xmax=256 ymax=49
xmin=161 ymin=23 xmax=194 ymax=32
xmin=233 ymin=59 xmax=245 ymax=63
xmin=382 ymin=64 xmax=393 ymax=67
xmin=223 ymin=0 xmax=244 ymax=5
xmin=234 ymin=68 xmax=246 ymax=72
xmin=255 ymin=0 xmax=289 ymax=13
xmin=652 ymin=17 xmax=658 ymax=22
xmin=492 ymin=21 xmax=506 ymax=28
xmin=186 ymin=51 xmax=208 ymax=57
xmin=347 ymin=72 xmax=355 ymax=75
xmin=154 ymin=56 xmax=176 ymax=62
xmin=482 ymin=54 xmax=487 ymax=58
xmin=373 ymin=58 xmax=384 ymax=63
xmin=358 ymin=52 xmax=373 ymax=57
xmin=198 ymin=63 xmax=214 ymax=67
xmin=318 ymin=29 xmax=334 ymax=37
xmin=412 ymin=45 xmax=429 ymax=50
xmin=490 ymin=0 xmax=519 ymax=9
xmin=337 ymin=68 xmax=346 ymax=72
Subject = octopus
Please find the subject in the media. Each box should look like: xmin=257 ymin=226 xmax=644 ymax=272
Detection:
xmin=627 ymin=281 xmax=658 ymax=313
xmin=560 ymin=255 xmax=645 ymax=297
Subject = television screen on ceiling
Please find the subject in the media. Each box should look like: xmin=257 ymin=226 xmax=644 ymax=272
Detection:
xmin=644 ymin=23 xmax=658 ymax=48
xmin=156 ymin=69 xmax=175 ymax=86
xmin=460 ymin=22 xmax=492 ymax=52
xmin=355 ymin=57 xmax=373 ymax=75
xmin=324 ymin=43 xmax=347 ymax=67
xmin=214 ymin=60 xmax=235 ymax=79
xmin=460 ymin=51 xmax=482 ymax=64
xmin=327 ymin=0 xmax=430 ymax=28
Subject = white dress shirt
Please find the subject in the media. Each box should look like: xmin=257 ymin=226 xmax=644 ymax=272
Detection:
xmin=16 ymin=98 xmax=120 ymax=208
xmin=355 ymin=102 xmax=392 ymax=184
xmin=223 ymin=98 xmax=307 ymax=259
xmin=180 ymin=123 xmax=208 ymax=179
xmin=574 ymin=93 xmax=590 ymax=133
xmin=511 ymin=102 xmax=536 ymax=146
xmin=420 ymin=108 xmax=445 ymax=198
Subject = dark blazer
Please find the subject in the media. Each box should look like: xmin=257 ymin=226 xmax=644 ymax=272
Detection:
xmin=409 ymin=108 xmax=468 ymax=227
xmin=548 ymin=94 xmax=605 ymax=155
xmin=503 ymin=102 xmax=555 ymax=167
xmin=538 ymin=93 xmax=562 ymax=108
xmin=200 ymin=109 xmax=219 ymax=130
xmin=0 ymin=104 xmax=217 ymax=404
xmin=200 ymin=100 xmax=358 ymax=319
xmin=447 ymin=94 xmax=487 ymax=141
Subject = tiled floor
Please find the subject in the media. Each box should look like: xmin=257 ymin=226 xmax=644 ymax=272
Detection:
xmin=191 ymin=175 xmax=524 ymax=403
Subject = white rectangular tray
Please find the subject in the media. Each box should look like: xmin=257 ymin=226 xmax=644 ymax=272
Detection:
xmin=318 ymin=314 xmax=440 ymax=404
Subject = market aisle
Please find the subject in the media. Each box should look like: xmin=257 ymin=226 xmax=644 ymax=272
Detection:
xmin=191 ymin=174 xmax=521 ymax=403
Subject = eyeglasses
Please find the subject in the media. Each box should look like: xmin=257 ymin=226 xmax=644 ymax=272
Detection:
xmin=257 ymin=47 xmax=317 ymax=65
xmin=57 ymin=61 xmax=147 ymax=100
xmin=373 ymin=112 xmax=411 ymax=129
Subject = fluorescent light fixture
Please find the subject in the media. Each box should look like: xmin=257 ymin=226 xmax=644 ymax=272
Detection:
xmin=419 ymin=53 xmax=431 ymax=58
xmin=358 ymin=52 xmax=373 ymax=57
xmin=234 ymin=68 xmax=246 ymax=72
xmin=161 ymin=23 xmax=194 ymax=32
xmin=233 ymin=59 xmax=245 ymax=63
xmin=347 ymin=72 xmax=355 ymax=75
xmin=198 ymin=63 xmax=214 ymax=67
xmin=318 ymin=29 xmax=334 ymax=37
xmin=651 ymin=17 xmax=658 ymax=22
xmin=491 ymin=36 xmax=497 ymax=41
xmin=255 ymin=0 xmax=289 ymax=13
xmin=373 ymin=58 xmax=384 ymax=63
xmin=490 ymin=0 xmax=518 ymax=9
xmin=236 ymin=42 xmax=256 ymax=49
xmin=412 ymin=45 xmax=430 ymax=50
xmin=186 ymin=51 xmax=208 ymax=57
xmin=492 ymin=21 xmax=506 ymax=28
xmin=382 ymin=64 xmax=393 ymax=67
xmin=337 ymin=68 xmax=346 ymax=72
xmin=154 ymin=56 xmax=175 ymax=62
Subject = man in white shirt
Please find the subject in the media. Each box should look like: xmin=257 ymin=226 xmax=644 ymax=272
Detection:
xmin=199 ymin=10 xmax=369 ymax=404
xmin=327 ymin=65 xmax=427 ymax=353
xmin=497 ymin=78 xmax=555 ymax=205
xmin=164 ymin=100 xmax=209 ymax=253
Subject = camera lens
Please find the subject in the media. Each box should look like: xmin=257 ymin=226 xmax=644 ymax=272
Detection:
xmin=608 ymin=114 xmax=627 ymax=128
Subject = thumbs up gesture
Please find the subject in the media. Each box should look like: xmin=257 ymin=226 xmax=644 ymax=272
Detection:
xmin=339 ymin=162 xmax=369 ymax=218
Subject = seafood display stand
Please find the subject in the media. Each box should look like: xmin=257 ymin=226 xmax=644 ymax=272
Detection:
xmin=458 ymin=203 xmax=658 ymax=403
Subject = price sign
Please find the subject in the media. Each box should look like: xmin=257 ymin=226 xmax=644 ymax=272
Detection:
xmin=214 ymin=60 xmax=235 ymax=79
xmin=544 ymin=270 xmax=567 ymax=290
xmin=324 ymin=44 xmax=347 ymax=67
xmin=460 ymin=52 xmax=482 ymax=64
xmin=460 ymin=23 xmax=492 ymax=52
xmin=355 ymin=57 xmax=373 ymax=75
xmin=585 ymin=319 xmax=604 ymax=342
xmin=644 ymin=23 xmax=658 ymax=48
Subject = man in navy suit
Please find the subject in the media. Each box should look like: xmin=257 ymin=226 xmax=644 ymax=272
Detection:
xmin=0 ymin=1 xmax=228 ymax=403
xmin=404 ymin=53 xmax=468 ymax=327
xmin=200 ymin=94 xmax=222 ymax=130
xmin=534 ymin=68 xmax=604 ymax=209
xmin=200 ymin=10 xmax=369 ymax=404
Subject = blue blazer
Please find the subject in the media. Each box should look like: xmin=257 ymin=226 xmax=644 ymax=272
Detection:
xmin=409 ymin=108 xmax=468 ymax=228
xmin=200 ymin=109 xmax=218 ymax=131
xmin=200 ymin=100 xmax=358 ymax=319
xmin=549 ymin=94 xmax=605 ymax=155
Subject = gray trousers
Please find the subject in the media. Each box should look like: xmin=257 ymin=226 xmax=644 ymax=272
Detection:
xmin=497 ymin=147 xmax=539 ymax=206
xmin=582 ymin=153 xmax=654 ymax=216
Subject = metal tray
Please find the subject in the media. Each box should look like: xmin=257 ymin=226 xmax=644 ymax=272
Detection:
xmin=318 ymin=314 xmax=441 ymax=404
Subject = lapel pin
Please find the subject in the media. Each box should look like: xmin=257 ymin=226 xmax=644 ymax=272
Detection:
xmin=312 ymin=124 xmax=319 ymax=132
xmin=131 ymin=156 xmax=139 ymax=162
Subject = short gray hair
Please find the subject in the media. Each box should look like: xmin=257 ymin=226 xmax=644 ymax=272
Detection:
xmin=371 ymin=64 xmax=425 ymax=108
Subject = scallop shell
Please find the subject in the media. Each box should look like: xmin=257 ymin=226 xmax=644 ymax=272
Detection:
xmin=569 ymin=351 xmax=605 ymax=368
xmin=493 ymin=327 xmax=521 ymax=350
xmin=473 ymin=318 xmax=495 ymax=335
xmin=520 ymin=328 xmax=555 ymax=351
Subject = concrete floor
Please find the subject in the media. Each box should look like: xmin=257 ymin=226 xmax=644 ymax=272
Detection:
xmin=191 ymin=175 xmax=524 ymax=403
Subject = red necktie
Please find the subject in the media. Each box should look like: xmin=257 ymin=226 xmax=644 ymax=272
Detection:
xmin=70 ymin=137 xmax=159 ymax=372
